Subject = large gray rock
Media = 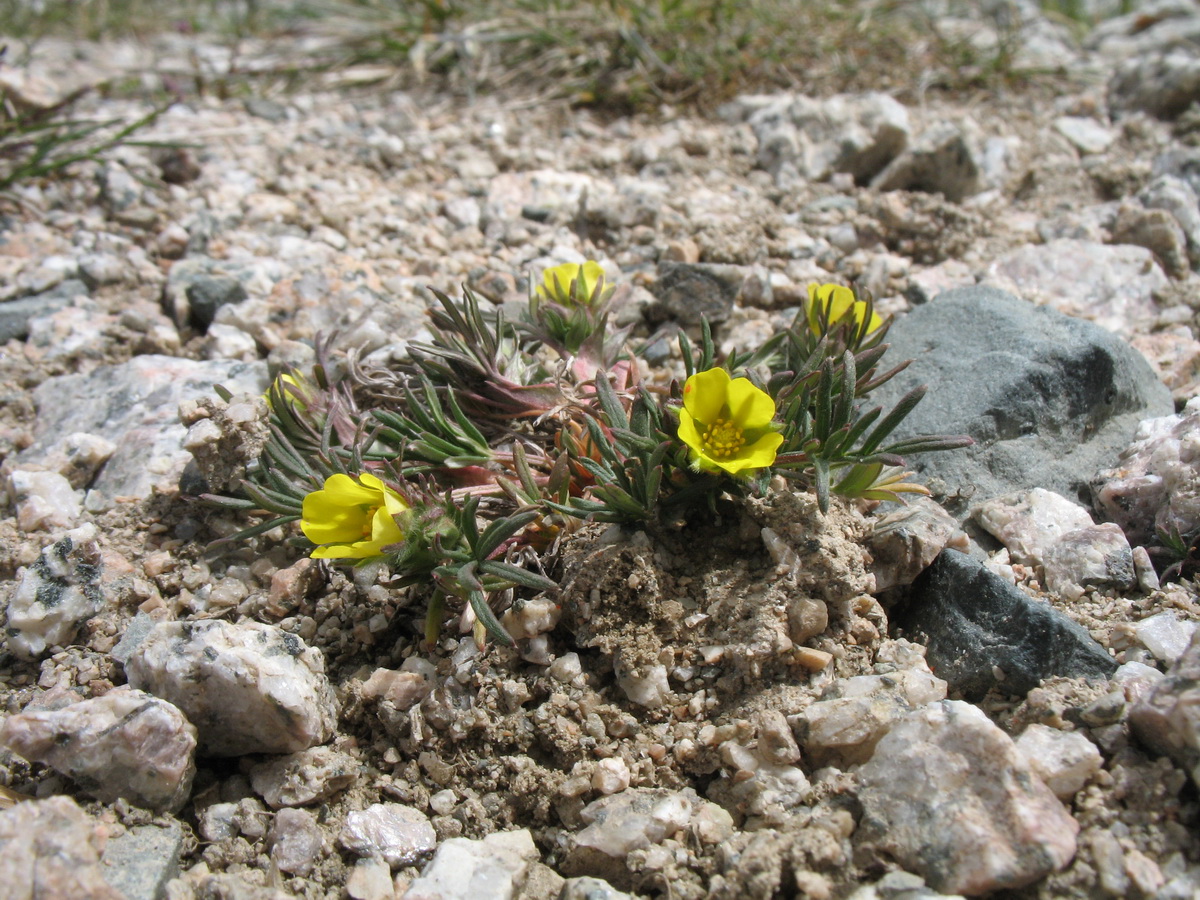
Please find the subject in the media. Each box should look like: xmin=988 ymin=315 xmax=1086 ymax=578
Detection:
xmin=870 ymin=286 xmax=1173 ymax=511
xmin=893 ymin=550 xmax=1117 ymax=699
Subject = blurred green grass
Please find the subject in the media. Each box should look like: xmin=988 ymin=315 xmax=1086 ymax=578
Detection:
xmin=0 ymin=0 xmax=1100 ymax=112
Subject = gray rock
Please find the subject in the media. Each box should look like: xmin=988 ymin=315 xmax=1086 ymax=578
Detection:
xmin=339 ymin=803 xmax=436 ymax=868
xmin=18 ymin=355 xmax=268 ymax=508
xmin=404 ymin=830 xmax=539 ymax=900
xmin=0 ymin=796 xmax=124 ymax=900
xmin=4 ymin=523 xmax=103 ymax=660
xmin=1140 ymin=174 xmax=1200 ymax=269
xmin=1111 ymin=205 xmax=1191 ymax=278
xmin=100 ymin=820 xmax=186 ymax=900
xmin=648 ymin=262 xmax=743 ymax=329
xmin=984 ymin=239 xmax=1168 ymax=336
xmin=1108 ymin=50 xmax=1200 ymax=119
xmin=1130 ymin=630 xmax=1200 ymax=787
xmin=126 ymin=619 xmax=338 ymax=757
xmin=870 ymin=121 xmax=982 ymax=203
xmin=0 ymin=280 xmax=83 ymax=341
xmin=1153 ymin=146 xmax=1200 ymax=199
xmin=892 ymin=550 xmax=1117 ymax=699
xmin=185 ymin=274 xmax=249 ymax=329
xmin=868 ymin=286 xmax=1173 ymax=512
xmin=111 ymin=611 xmax=158 ymax=667
xmin=857 ymin=700 xmax=1079 ymax=896
xmin=0 ymin=686 xmax=196 ymax=813
xmin=745 ymin=92 xmax=910 ymax=183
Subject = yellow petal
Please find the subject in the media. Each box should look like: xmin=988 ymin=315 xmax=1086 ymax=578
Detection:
xmin=682 ymin=367 xmax=730 ymax=424
xmin=301 ymin=490 xmax=368 ymax=545
xmin=321 ymin=473 xmax=383 ymax=506
xmin=677 ymin=408 xmax=704 ymax=455
xmin=370 ymin=506 xmax=405 ymax=546
xmin=311 ymin=541 xmax=381 ymax=560
xmin=725 ymin=377 xmax=776 ymax=430
xmin=718 ymin=431 xmax=784 ymax=475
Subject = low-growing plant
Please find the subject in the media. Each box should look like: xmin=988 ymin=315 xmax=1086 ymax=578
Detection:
xmin=201 ymin=264 xmax=970 ymax=646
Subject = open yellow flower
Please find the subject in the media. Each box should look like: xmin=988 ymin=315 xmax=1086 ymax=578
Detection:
xmin=806 ymin=283 xmax=883 ymax=336
xmin=677 ymin=368 xmax=783 ymax=476
xmin=301 ymin=472 xmax=407 ymax=560
xmin=537 ymin=260 xmax=605 ymax=306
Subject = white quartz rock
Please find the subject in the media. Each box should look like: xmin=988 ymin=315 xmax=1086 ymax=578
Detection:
xmin=857 ymin=700 xmax=1078 ymax=896
xmin=10 ymin=468 xmax=83 ymax=530
xmin=125 ymin=619 xmax=338 ymax=756
xmin=973 ymin=488 xmax=1095 ymax=567
xmin=339 ymin=803 xmax=436 ymax=868
xmin=5 ymin=523 xmax=103 ymax=660
xmin=571 ymin=788 xmax=730 ymax=860
xmin=1014 ymin=724 xmax=1104 ymax=800
xmin=268 ymin=807 xmax=325 ymax=876
xmin=1135 ymin=611 xmax=1198 ymax=665
xmin=613 ymin=650 xmax=670 ymax=709
xmin=1042 ymin=523 xmax=1135 ymax=596
xmin=0 ymin=686 xmax=196 ymax=813
xmin=405 ymin=829 xmax=539 ymax=900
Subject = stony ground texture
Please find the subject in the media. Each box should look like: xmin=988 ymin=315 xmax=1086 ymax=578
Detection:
xmin=3 ymin=2 xmax=1200 ymax=899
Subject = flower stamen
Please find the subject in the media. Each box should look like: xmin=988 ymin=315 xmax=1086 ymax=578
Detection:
xmin=701 ymin=417 xmax=746 ymax=459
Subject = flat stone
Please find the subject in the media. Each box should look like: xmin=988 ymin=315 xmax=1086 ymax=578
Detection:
xmin=0 ymin=686 xmax=196 ymax=813
xmin=100 ymin=820 xmax=186 ymax=900
xmin=869 ymin=286 xmax=1173 ymax=513
xmin=857 ymin=700 xmax=1079 ymax=895
xmin=1054 ymin=116 xmax=1116 ymax=154
xmin=892 ymin=550 xmax=1117 ymax=699
xmin=648 ymin=262 xmax=743 ymax=328
xmin=126 ymin=619 xmax=338 ymax=757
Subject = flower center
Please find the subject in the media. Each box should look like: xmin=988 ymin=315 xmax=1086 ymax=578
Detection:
xmin=701 ymin=418 xmax=745 ymax=459
xmin=361 ymin=504 xmax=380 ymax=538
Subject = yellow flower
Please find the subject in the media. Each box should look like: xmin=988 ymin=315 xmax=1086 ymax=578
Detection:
xmin=537 ymin=260 xmax=605 ymax=306
xmin=301 ymin=472 xmax=407 ymax=560
xmin=805 ymin=283 xmax=883 ymax=336
xmin=677 ymin=368 xmax=783 ymax=476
